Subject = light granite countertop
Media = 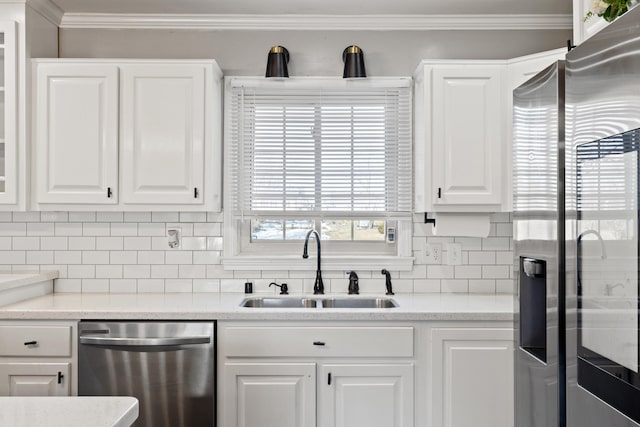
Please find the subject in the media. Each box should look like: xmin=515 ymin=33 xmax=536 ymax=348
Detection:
xmin=0 ymin=271 xmax=58 ymax=308
xmin=0 ymin=271 xmax=58 ymax=292
xmin=0 ymin=292 xmax=514 ymax=321
xmin=0 ymin=396 xmax=138 ymax=427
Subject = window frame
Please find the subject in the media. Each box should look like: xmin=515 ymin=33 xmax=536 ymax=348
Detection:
xmin=222 ymin=76 xmax=414 ymax=271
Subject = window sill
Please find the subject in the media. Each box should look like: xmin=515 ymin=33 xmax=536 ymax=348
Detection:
xmin=222 ymin=255 xmax=414 ymax=271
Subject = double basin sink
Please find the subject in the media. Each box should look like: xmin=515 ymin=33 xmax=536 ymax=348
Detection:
xmin=241 ymin=296 xmax=398 ymax=309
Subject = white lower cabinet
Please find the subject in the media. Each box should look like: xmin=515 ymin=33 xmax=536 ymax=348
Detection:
xmin=0 ymin=321 xmax=77 ymax=397
xmin=218 ymin=321 xmax=416 ymax=427
xmin=427 ymin=325 xmax=514 ymax=427
xmin=319 ymin=363 xmax=414 ymax=427
xmin=0 ymin=362 xmax=70 ymax=396
xmin=223 ymin=362 xmax=316 ymax=427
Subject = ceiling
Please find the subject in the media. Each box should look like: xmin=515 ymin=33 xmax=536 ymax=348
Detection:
xmin=51 ymin=0 xmax=572 ymax=15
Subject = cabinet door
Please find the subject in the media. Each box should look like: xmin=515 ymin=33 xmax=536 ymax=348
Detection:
xmin=0 ymin=21 xmax=16 ymax=204
xmin=431 ymin=66 xmax=504 ymax=207
xmin=120 ymin=64 xmax=205 ymax=205
xmin=319 ymin=363 xmax=414 ymax=427
xmin=35 ymin=63 xmax=119 ymax=204
xmin=0 ymin=362 xmax=70 ymax=396
xmin=222 ymin=362 xmax=316 ymax=427
xmin=430 ymin=328 xmax=514 ymax=427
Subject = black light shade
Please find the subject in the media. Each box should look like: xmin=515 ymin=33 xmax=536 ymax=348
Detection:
xmin=342 ymin=45 xmax=366 ymax=78
xmin=265 ymin=45 xmax=290 ymax=78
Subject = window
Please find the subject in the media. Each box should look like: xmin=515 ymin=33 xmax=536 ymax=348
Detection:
xmin=224 ymin=77 xmax=413 ymax=270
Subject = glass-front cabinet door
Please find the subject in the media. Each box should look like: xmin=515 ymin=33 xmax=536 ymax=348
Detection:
xmin=0 ymin=21 xmax=16 ymax=204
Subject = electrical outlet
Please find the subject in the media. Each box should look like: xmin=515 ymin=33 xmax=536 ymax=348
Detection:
xmin=424 ymin=243 xmax=442 ymax=264
xmin=447 ymin=243 xmax=462 ymax=265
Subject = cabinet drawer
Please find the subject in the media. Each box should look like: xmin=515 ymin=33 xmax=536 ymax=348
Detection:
xmin=223 ymin=326 xmax=414 ymax=358
xmin=0 ymin=326 xmax=72 ymax=357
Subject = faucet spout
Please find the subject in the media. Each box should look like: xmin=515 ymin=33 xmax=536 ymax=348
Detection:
xmin=303 ymin=229 xmax=324 ymax=294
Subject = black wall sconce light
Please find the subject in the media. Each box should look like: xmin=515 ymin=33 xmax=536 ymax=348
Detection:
xmin=265 ymin=45 xmax=290 ymax=78
xmin=343 ymin=45 xmax=366 ymax=78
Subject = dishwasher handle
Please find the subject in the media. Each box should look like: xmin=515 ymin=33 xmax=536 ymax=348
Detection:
xmin=79 ymin=335 xmax=211 ymax=347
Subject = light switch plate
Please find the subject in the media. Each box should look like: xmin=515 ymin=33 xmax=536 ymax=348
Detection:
xmin=447 ymin=243 xmax=462 ymax=265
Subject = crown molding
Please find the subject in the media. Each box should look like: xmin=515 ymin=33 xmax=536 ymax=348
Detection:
xmin=59 ymin=13 xmax=572 ymax=31
xmin=26 ymin=0 xmax=64 ymax=26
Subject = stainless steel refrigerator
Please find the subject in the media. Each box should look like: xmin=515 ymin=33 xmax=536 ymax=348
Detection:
xmin=513 ymin=60 xmax=566 ymax=427
xmin=565 ymin=6 xmax=640 ymax=427
xmin=515 ymin=5 xmax=640 ymax=427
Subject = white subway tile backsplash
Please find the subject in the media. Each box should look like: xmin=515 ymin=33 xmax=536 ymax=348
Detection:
xmin=68 ymin=265 xmax=95 ymax=279
xmin=97 ymin=212 xmax=123 ymax=222
xmin=27 ymin=223 xmax=54 ymax=236
xmin=124 ymin=212 xmax=151 ymax=222
xmin=138 ymin=223 xmax=166 ymax=236
xmin=69 ymin=237 xmax=96 ymax=250
xmin=496 ymin=251 xmax=514 ymax=265
xmin=165 ymin=251 xmax=193 ymax=265
xmin=41 ymin=212 xmax=68 ymax=222
xmin=54 ymin=278 xmax=81 ymax=292
xmin=193 ymin=279 xmax=220 ymax=293
xmin=0 ymin=237 xmax=11 ymax=250
xmin=41 ymin=237 xmax=68 ymax=251
xmin=165 ymin=279 xmax=193 ymax=293
xmin=12 ymin=212 xmax=40 ymax=222
xmin=69 ymin=212 xmax=96 ymax=222
xmin=26 ymin=251 xmax=53 ymax=265
xmin=482 ymin=265 xmax=510 ymax=279
xmin=469 ymin=279 xmax=496 ymax=293
xmin=82 ymin=278 xmax=109 ymax=292
xmin=151 ymin=264 xmax=178 ymax=279
xmin=152 ymin=212 xmax=179 ymax=222
xmin=138 ymin=251 xmax=164 ymax=265
xmin=96 ymin=265 xmax=123 ymax=278
xmin=55 ymin=223 xmax=83 ymax=236
xmin=0 ymin=223 xmax=26 ymax=236
xmin=137 ymin=279 xmax=164 ymax=293
xmin=83 ymin=223 xmax=110 ymax=236
xmin=123 ymin=265 xmax=151 ymax=279
xmin=110 ymin=251 xmax=138 ymax=265
xmin=109 ymin=279 xmax=137 ymax=293
xmin=0 ymin=212 xmax=513 ymax=294
xmin=54 ymin=251 xmax=82 ymax=264
xmin=82 ymin=251 xmax=110 ymax=264
xmin=123 ymin=237 xmax=151 ymax=250
xmin=441 ymin=279 xmax=468 ymax=293
xmin=13 ymin=237 xmax=39 ymax=250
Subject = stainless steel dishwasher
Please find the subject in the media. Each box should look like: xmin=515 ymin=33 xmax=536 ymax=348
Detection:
xmin=78 ymin=321 xmax=215 ymax=427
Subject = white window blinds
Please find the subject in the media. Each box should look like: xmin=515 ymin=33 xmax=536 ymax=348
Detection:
xmin=226 ymin=78 xmax=412 ymax=219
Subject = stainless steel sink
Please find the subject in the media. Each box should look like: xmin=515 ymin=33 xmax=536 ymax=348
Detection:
xmin=240 ymin=297 xmax=398 ymax=309
xmin=320 ymin=297 xmax=398 ymax=309
xmin=240 ymin=297 xmax=318 ymax=308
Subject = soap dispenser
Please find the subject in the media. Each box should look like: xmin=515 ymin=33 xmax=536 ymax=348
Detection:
xmin=348 ymin=271 xmax=359 ymax=295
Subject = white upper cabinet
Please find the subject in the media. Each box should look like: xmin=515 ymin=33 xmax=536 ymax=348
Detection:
xmin=32 ymin=59 xmax=222 ymax=211
xmin=0 ymin=21 xmax=16 ymax=205
xmin=120 ymin=64 xmax=206 ymax=205
xmin=415 ymin=61 xmax=505 ymax=212
xmin=415 ymin=49 xmax=566 ymax=213
xmin=35 ymin=63 xmax=119 ymax=204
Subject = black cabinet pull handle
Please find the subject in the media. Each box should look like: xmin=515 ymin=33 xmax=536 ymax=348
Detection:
xmin=194 ymin=188 xmax=199 ymax=198
xmin=107 ymin=187 xmax=113 ymax=198
xmin=57 ymin=372 xmax=64 ymax=384
xmin=328 ymin=373 xmax=332 ymax=385
xmin=437 ymin=187 xmax=442 ymax=199
xmin=24 ymin=341 xmax=37 ymax=346
xmin=313 ymin=341 xmax=325 ymax=346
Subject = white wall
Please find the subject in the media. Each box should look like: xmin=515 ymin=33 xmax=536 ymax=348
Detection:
xmin=59 ymin=29 xmax=571 ymax=76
